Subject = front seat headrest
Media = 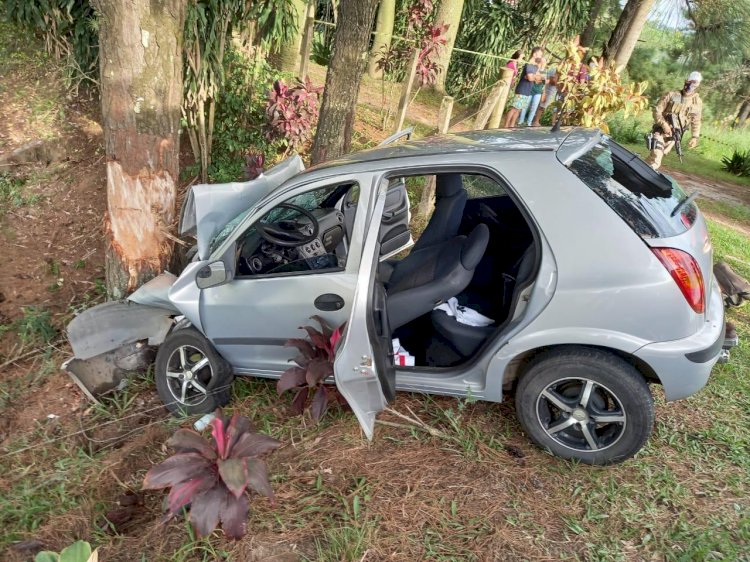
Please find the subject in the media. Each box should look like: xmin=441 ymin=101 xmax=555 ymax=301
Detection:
xmin=436 ymin=174 xmax=464 ymax=198
xmin=461 ymin=224 xmax=490 ymax=270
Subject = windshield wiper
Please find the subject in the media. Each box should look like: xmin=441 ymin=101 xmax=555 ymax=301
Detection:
xmin=670 ymin=191 xmax=699 ymax=217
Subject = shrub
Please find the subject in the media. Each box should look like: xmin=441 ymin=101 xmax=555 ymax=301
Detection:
xmin=203 ymin=49 xmax=281 ymax=182
xmin=554 ymin=38 xmax=648 ymax=131
xmin=721 ymin=150 xmax=750 ymax=177
xmin=265 ymin=77 xmax=323 ymax=153
xmin=277 ymin=316 xmax=345 ymax=421
xmin=142 ymin=409 xmax=280 ymax=539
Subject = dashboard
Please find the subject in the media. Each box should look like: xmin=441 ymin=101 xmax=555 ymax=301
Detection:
xmin=236 ymin=207 xmax=346 ymax=276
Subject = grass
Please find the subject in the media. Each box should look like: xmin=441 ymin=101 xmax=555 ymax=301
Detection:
xmin=0 ymin=173 xmax=41 ymax=218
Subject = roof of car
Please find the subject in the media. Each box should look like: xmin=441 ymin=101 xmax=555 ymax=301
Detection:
xmin=306 ymin=127 xmax=600 ymax=172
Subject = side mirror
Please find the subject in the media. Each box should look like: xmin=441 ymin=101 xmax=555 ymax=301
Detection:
xmin=196 ymin=261 xmax=228 ymax=289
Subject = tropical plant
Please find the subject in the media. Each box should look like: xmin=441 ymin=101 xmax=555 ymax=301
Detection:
xmin=277 ymin=316 xmax=346 ymax=421
xmin=35 ymin=541 xmax=97 ymax=562
xmin=721 ymin=149 xmax=750 ymax=177
xmin=446 ymin=0 xmax=591 ymax=97
xmin=554 ymin=39 xmax=648 ymax=131
xmin=3 ymin=0 xmax=98 ymax=91
xmin=245 ymin=152 xmax=266 ymax=180
xmin=265 ymin=77 xmax=323 ymax=153
xmin=142 ymin=410 xmax=280 ymax=539
xmin=207 ymin=48 xmax=283 ymax=182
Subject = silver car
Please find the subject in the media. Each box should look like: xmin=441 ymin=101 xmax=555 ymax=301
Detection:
xmin=66 ymin=128 xmax=725 ymax=465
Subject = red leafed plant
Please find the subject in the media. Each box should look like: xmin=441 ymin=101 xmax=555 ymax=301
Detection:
xmin=142 ymin=410 xmax=280 ymax=540
xmin=277 ymin=316 xmax=346 ymax=422
xmin=244 ymin=152 xmax=265 ymax=180
xmin=265 ymin=77 xmax=323 ymax=152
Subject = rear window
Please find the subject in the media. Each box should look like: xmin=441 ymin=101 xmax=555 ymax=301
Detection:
xmin=565 ymin=137 xmax=697 ymax=238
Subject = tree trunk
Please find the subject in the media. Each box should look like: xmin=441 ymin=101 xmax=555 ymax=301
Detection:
xmin=94 ymin=0 xmax=185 ymax=299
xmin=434 ymin=0 xmax=465 ymax=93
xmin=580 ymin=0 xmax=604 ymax=47
xmin=271 ymin=0 xmax=308 ymax=72
xmin=310 ymin=0 xmax=379 ymax=165
xmin=734 ymin=100 xmax=750 ymax=128
xmin=367 ymin=0 xmax=396 ymax=79
xmin=603 ymin=0 xmax=655 ymax=72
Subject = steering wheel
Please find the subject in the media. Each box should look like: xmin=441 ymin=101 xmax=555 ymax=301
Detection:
xmin=256 ymin=203 xmax=320 ymax=247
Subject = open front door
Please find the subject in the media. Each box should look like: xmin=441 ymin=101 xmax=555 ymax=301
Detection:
xmin=334 ymin=179 xmax=396 ymax=439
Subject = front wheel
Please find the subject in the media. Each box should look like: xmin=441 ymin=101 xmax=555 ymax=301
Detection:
xmin=514 ymin=347 xmax=654 ymax=465
xmin=155 ymin=328 xmax=233 ymax=416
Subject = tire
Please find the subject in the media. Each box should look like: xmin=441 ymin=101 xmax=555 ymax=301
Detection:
xmin=155 ymin=328 xmax=234 ymax=416
xmin=514 ymin=347 xmax=654 ymax=465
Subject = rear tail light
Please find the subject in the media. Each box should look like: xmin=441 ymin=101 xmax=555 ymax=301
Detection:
xmin=652 ymin=247 xmax=705 ymax=313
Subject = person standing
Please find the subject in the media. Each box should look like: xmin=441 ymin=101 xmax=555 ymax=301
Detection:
xmin=531 ymin=69 xmax=558 ymax=126
xmin=503 ymin=46 xmax=543 ymax=128
xmin=521 ymin=58 xmax=546 ymax=126
xmin=506 ymin=50 xmax=523 ymax=81
xmin=647 ymin=71 xmax=703 ymax=170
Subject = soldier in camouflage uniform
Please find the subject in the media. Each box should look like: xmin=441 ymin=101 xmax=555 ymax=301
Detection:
xmin=647 ymin=71 xmax=703 ymax=170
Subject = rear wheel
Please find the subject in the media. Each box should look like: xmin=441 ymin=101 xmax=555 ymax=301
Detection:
xmin=514 ymin=347 xmax=654 ymax=465
xmin=155 ymin=328 xmax=233 ymax=416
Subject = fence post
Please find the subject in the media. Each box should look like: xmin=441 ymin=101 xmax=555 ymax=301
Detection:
xmin=298 ymin=3 xmax=315 ymax=79
xmin=418 ymin=95 xmax=454 ymax=218
xmin=395 ymin=48 xmax=420 ymax=133
xmin=437 ymin=95 xmax=454 ymax=134
xmin=474 ymin=67 xmax=513 ymax=130
xmin=488 ymin=67 xmax=513 ymax=129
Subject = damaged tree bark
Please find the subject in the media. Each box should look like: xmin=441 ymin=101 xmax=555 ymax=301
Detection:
xmin=94 ymin=0 xmax=186 ymax=299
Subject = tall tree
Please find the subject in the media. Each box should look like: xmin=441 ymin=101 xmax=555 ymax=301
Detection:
xmin=368 ymin=0 xmax=396 ymax=78
xmin=602 ymin=0 xmax=655 ymax=72
xmin=580 ymin=0 xmax=605 ymax=47
xmin=93 ymin=0 xmax=186 ymax=298
xmin=311 ymin=0 xmax=379 ymax=164
xmin=272 ymin=0 xmax=309 ymax=72
xmin=433 ymin=0 xmax=465 ymax=93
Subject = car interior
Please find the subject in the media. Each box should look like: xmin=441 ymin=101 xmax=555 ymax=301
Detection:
xmin=231 ymin=172 xmax=537 ymax=368
xmin=380 ymin=173 xmax=538 ymax=367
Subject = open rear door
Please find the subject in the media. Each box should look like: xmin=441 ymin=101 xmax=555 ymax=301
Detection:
xmin=334 ymin=179 xmax=396 ymax=439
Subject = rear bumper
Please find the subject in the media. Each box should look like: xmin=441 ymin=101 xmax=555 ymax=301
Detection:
xmin=634 ymin=282 xmax=724 ymax=401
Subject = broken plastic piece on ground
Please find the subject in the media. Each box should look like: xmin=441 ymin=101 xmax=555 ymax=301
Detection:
xmin=62 ymin=342 xmax=156 ymax=401
xmin=194 ymin=412 xmax=217 ymax=432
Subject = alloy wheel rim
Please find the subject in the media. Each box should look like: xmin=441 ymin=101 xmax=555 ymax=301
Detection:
xmin=535 ymin=377 xmax=627 ymax=453
xmin=165 ymin=344 xmax=213 ymax=407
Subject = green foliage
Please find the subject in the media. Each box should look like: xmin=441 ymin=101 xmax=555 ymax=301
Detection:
xmin=722 ymin=149 xmax=750 ymax=177
xmin=607 ymin=110 xmax=651 ymax=144
xmin=447 ymin=0 xmax=591 ymax=97
xmin=555 ymin=40 xmax=648 ymax=130
xmin=206 ymin=48 xmax=285 ymax=182
xmin=35 ymin=540 xmax=96 ymax=562
xmin=16 ymin=306 xmax=56 ymax=345
xmin=3 ymin=0 xmax=98 ymax=89
xmin=0 ymin=173 xmax=40 ymax=217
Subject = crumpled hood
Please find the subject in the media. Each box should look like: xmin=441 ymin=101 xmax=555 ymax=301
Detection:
xmin=179 ymin=155 xmax=305 ymax=260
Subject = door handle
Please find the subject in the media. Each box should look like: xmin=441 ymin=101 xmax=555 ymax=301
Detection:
xmin=314 ymin=293 xmax=345 ymax=311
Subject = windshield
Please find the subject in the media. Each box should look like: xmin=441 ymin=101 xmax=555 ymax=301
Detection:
xmin=208 ymin=184 xmax=341 ymax=256
xmin=564 ymin=137 xmax=697 ymax=238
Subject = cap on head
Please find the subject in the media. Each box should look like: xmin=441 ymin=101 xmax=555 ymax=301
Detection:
xmin=687 ymin=71 xmax=702 ymax=83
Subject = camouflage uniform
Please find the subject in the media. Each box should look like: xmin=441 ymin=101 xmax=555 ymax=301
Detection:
xmin=647 ymin=91 xmax=703 ymax=170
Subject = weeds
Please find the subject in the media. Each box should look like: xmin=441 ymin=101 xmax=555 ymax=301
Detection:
xmin=16 ymin=306 xmax=56 ymax=345
xmin=0 ymin=173 xmax=40 ymax=218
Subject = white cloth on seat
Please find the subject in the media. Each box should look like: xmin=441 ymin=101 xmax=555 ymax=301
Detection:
xmin=434 ymin=297 xmax=494 ymax=327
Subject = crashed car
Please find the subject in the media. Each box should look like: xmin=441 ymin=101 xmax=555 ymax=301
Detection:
xmin=66 ymin=128 xmax=726 ymax=465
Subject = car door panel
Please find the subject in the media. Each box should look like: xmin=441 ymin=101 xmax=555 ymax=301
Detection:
xmin=200 ymin=273 xmax=356 ymax=372
xmin=334 ymin=179 xmax=394 ymax=439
